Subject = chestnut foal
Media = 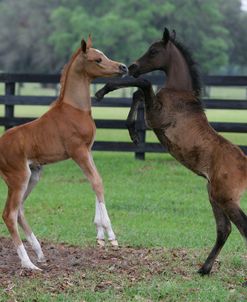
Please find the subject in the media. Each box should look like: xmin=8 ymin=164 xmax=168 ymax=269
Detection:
xmin=96 ymin=28 xmax=247 ymax=276
xmin=0 ymin=36 xmax=128 ymax=270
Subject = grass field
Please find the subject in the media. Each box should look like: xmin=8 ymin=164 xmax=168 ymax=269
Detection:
xmin=0 ymin=84 xmax=246 ymax=301
xmin=0 ymin=153 xmax=246 ymax=301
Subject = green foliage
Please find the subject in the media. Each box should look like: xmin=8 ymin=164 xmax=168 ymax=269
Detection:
xmin=49 ymin=0 xmax=230 ymax=73
xmin=0 ymin=0 xmax=246 ymax=74
xmin=220 ymin=0 xmax=247 ymax=73
xmin=0 ymin=0 xmax=62 ymax=72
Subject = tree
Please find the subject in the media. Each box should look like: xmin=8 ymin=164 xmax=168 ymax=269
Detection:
xmin=49 ymin=0 xmax=230 ymax=73
xmin=0 ymin=0 xmax=60 ymax=72
xmin=220 ymin=0 xmax=247 ymax=73
xmin=0 ymin=0 xmax=246 ymax=74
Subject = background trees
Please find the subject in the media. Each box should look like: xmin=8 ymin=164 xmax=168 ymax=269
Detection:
xmin=0 ymin=0 xmax=246 ymax=74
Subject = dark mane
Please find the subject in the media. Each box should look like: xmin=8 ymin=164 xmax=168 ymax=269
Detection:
xmin=170 ymin=38 xmax=202 ymax=98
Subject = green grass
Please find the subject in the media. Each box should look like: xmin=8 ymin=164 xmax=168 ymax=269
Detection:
xmin=1 ymin=153 xmax=246 ymax=248
xmin=0 ymin=154 xmax=247 ymax=301
xmin=0 ymin=84 xmax=246 ymax=301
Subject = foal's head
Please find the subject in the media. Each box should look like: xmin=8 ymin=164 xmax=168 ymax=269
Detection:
xmin=128 ymin=28 xmax=176 ymax=77
xmin=129 ymin=28 xmax=201 ymax=96
xmin=73 ymin=35 xmax=128 ymax=79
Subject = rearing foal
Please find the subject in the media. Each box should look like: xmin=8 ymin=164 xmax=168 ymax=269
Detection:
xmin=0 ymin=36 xmax=128 ymax=270
xmin=96 ymin=28 xmax=247 ymax=275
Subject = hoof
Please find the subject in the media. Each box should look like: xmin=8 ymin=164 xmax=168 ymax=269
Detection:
xmin=242 ymin=281 xmax=247 ymax=287
xmin=109 ymin=239 xmax=119 ymax=248
xmin=133 ymin=136 xmax=140 ymax=145
xmin=197 ymin=267 xmax=210 ymax=276
xmin=97 ymin=239 xmax=105 ymax=247
xmin=22 ymin=261 xmax=42 ymax=271
xmin=129 ymin=133 xmax=140 ymax=145
xmin=37 ymin=255 xmax=46 ymax=263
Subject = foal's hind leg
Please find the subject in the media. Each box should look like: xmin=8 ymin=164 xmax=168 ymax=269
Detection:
xmin=71 ymin=147 xmax=117 ymax=247
xmin=17 ymin=165 xmax=45 ymax=262
xmin=223 ymin=203 xmax=247 ymax=286
xmin=223 ymin=203 xmax=247 ymax=240
xmin=2 ymin=166 xmax=40 ymax=269
xmin=198 ymin=187 xmax=232 ymax=275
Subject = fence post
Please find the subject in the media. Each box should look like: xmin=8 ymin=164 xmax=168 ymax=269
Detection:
xmin=135 ymin=103 xmax=146 ymax=160
xmin=4 ymin=82 xmax=15 ymax=130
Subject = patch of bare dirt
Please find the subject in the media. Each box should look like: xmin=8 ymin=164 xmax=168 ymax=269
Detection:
xmin=0 ymin=238 xmax=198 ymax=283
xmin=0 ymin=237 xmax=172 ymax=284
xmin=1 ymin=236 xmax=241 ymax=295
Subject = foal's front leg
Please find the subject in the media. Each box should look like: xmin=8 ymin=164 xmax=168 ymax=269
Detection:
xmin=95 ymin=77 xmax=155 ymax=107
xmin=95 ymin=77 xmax=155 ymax=142
xmin=71 ymin=147 xmax=117 ymax=247
xmin=126 ymin=89 xmax=145 ymax=144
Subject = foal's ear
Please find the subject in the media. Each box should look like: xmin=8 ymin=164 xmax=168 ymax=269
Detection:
xmin=171 ymin=29 xmax=176 ymax=40
xmin=87 ymin=34 xmax=93 ymax=48
xmin=162 ymin=27 xmax=170 ymax=45
xmin=81 ymin=38 xmax=87 ymax=53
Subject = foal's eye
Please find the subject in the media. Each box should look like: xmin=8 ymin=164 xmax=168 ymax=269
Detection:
xmin=149 ymin=49 xmax=158 ymax=56
xmin=95 ymin=58 xmax=102 ymax=64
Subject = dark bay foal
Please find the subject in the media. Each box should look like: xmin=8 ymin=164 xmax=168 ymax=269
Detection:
xmin=95 ymin=28 xmax=247 ymax=276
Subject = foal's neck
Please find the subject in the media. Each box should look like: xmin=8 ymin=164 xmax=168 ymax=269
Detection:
xmin=63 ymin=72 xmax=92 ymax=111
xmin=165 ymin=44 xmax=193 ymax=92
xmin=59 ymin=53 xmax=92 ymax=111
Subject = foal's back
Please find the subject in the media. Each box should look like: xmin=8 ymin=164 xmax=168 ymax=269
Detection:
xmin=0 ymin=102 xmax=95 ymax=168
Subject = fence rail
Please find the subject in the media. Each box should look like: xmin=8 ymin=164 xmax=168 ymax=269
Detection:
xmin=0 ymin=73 xmax=246 ymax=159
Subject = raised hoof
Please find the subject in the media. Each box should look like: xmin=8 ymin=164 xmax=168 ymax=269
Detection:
xmin=132 ymin=136 xmax=140 ymax=145
xmin=109 ymin=239 xmax=119 ymax=248
xmin=95 ymin=90 xmax=105 ymax=101
xmin=97 ymin=239 xmax=105 ymax=247
xmin=129 ymin=132 xmax=140 ymax=145
xmin=197 ymin=266 xmax=210 ymax=276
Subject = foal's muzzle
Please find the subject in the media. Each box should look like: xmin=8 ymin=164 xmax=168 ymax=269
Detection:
xmin=128 ymin=63 xmax=140 ymax=77
xmin=119 ymin=64 xmax=128 ymax=75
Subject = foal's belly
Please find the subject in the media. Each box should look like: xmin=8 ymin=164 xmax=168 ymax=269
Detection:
xmin=153 ymin=128 xmax=207 ymax=178
xmin=28 ymin=151 xmax=69 ymax=166
xmin=27 ymin=142 xmax=68 ymax=165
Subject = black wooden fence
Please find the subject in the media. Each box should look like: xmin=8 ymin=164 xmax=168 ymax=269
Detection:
xmin=0 ymin=73 xmax=246 ymax=160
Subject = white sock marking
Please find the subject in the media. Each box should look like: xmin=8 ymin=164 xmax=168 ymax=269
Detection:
xmin=26 ymin=233 xmax=44 ymax=261
xmin=17 ymin=244 xmax=41 ymax=270
xmin=94 ymin=198 xmax=116 ymax=241
xmin=94 ymin=199 xmax=105 ymax=240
